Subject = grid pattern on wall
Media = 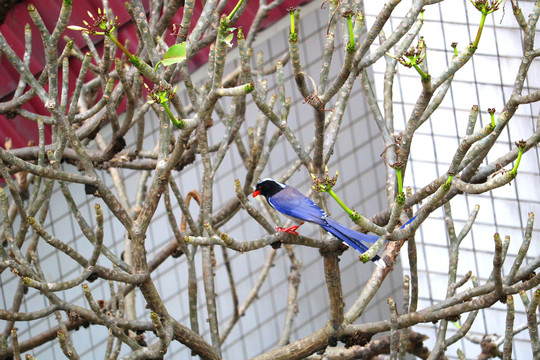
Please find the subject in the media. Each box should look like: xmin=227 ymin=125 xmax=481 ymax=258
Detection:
xmin=364 ymin=0 xmax=540 ymax=358
xmin=0 ymin=1 xmax=403 ymax=359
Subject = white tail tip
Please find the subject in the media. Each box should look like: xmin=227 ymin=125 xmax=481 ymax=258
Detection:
xmin=374 ymin=258 xmax=387 ymax=268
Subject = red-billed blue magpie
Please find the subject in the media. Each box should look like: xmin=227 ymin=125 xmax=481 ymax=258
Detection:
xmin=253 ymin=178 xmax=386 ymax=267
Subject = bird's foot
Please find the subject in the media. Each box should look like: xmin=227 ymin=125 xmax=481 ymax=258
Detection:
xmin=276 ymin=224 xmax=302 ymax=235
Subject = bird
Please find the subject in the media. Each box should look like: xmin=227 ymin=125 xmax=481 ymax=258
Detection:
xmin=253 ymin=178 xmax=387 ymax=267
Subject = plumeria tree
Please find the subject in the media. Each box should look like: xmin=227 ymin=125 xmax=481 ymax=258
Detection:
xmin=0 ymin=0 xmax=539 ymax=359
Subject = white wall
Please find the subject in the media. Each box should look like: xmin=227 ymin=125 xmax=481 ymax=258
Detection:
xmin=364 ymin=0 xmax=540 ymax=357
xmin=0 ymin=1 xmax=402 ymax=359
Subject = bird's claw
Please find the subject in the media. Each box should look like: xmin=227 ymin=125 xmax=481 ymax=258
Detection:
xmin=276 ymin=225 xmax=300 ymax=235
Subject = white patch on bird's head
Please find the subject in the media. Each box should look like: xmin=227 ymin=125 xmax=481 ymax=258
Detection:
xmin=259 ymin=178 xmax=286 ymax=188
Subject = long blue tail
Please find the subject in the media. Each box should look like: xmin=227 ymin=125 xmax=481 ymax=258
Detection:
xmin=320 ymin=216 xmax=416 ymax=268
xmin=320 ymin=218 xmax=384 ymax=267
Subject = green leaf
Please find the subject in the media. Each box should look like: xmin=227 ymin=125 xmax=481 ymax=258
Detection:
xmin=159 ymin=42 xmax=187 ymax=68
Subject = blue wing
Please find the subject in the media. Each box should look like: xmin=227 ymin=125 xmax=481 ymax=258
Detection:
xmin=268 ymin=186 xmax=327 ymax=224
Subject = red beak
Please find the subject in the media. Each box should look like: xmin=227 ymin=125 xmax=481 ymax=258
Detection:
xmin=253 ymin=190 xmax=260 ymax=197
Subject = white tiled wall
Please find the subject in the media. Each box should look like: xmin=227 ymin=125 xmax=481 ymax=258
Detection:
xmin=0 ymin=1 xmax=398 ymax=359
xmin=364 ymin=0 xmax=540 ymax=357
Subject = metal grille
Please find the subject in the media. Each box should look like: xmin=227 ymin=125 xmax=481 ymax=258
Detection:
xmin=365 ymin=0 xmax=540 ymax=357
xmin=0 ymin=1 xmax=404 ymax=358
